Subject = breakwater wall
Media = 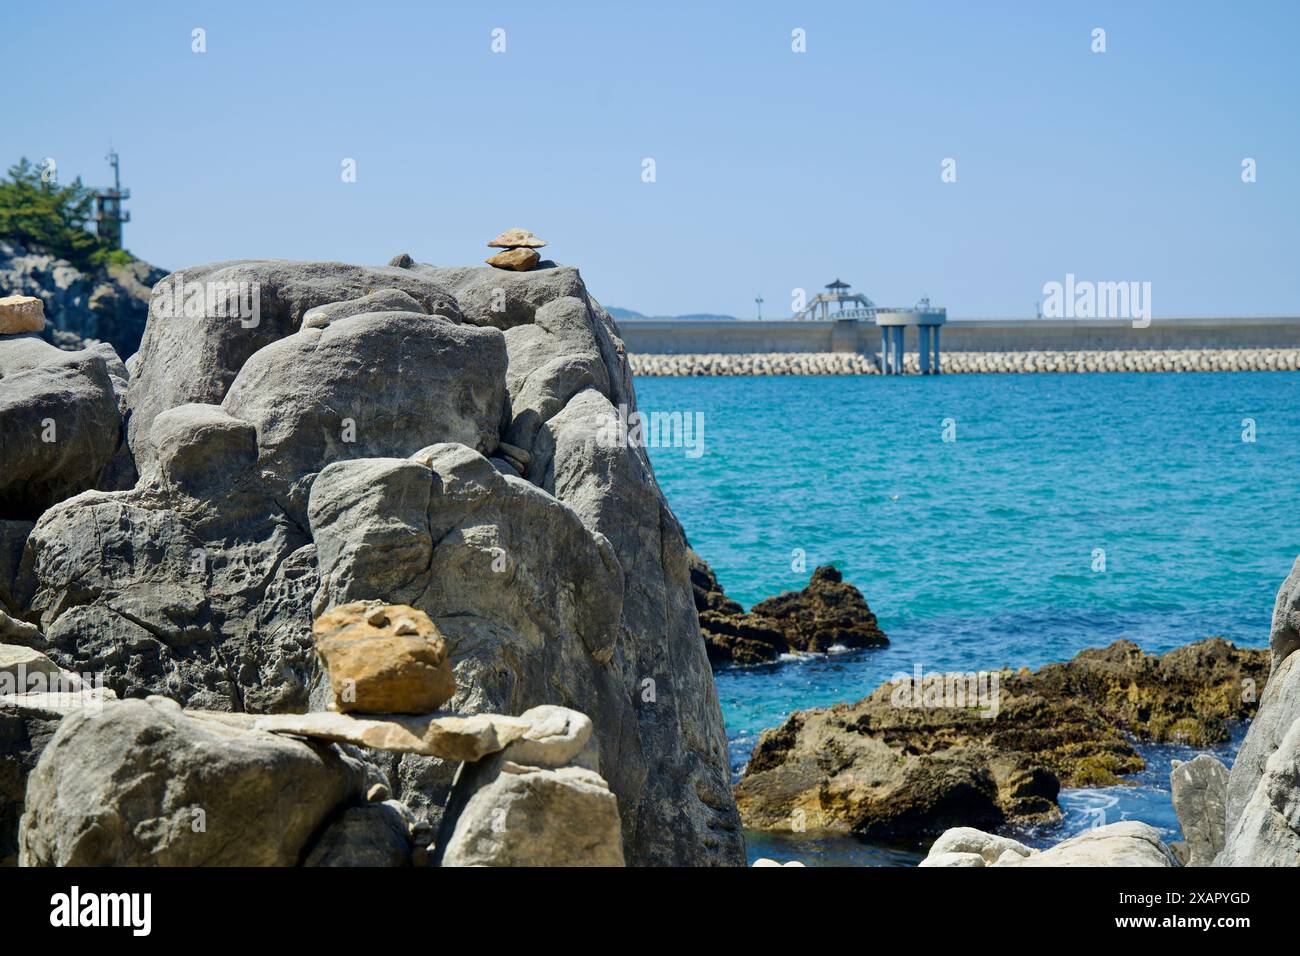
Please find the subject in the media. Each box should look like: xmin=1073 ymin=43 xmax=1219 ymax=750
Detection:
xmin=615 ymin=316 xmax=1300 ymax=355
xmin=630 ymin=348 xmax=1300 ymax=376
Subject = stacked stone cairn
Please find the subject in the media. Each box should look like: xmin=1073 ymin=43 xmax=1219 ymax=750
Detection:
xmin=485 ymin=227 xmax=546 ymax=271
xmin=6 ymin=600 xmax=625 ymax=866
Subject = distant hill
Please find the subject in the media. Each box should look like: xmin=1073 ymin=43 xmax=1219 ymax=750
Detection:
xmin=607 ymin=307 xmax=738 ymax=321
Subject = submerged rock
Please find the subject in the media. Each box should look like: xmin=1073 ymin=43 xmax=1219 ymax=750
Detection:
xmin=752 ymin=565 xmax=888 ymax=653
xmin=735 ymin=638 xmax=1265 ymax=839
xmin=689 ymin=550 xmax=887 ymax=666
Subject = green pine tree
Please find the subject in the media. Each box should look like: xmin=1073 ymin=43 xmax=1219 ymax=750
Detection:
xmin=0 ymin=157 xmax=133 ymax=270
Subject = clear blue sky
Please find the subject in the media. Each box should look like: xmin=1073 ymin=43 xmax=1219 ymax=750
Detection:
xmin=4 ymin=0 xmax=1297 ymax=318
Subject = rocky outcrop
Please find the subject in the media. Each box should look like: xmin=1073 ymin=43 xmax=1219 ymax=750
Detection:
xmin=0 ymin=240 xmax=164 ymax=357
xmin=736 ymin=639 xmax=1265 ymax=839
xmin=921 ymin=821 xmax=1180 ymax=868
xmin=1169 ymin=754 xmax=1229 ymax=866
xmin=1216 ymin=558 xmax=1300 ymax=866
xmin=4 ymin=256 xmax=741 ymax=866
xmin=751 ymin=565 xmax=888 ymax=653
xmin=689 ymin=551 xmax=887 ymax=666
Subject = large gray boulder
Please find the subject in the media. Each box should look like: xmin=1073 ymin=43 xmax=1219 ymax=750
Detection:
xmin=0 ymin=335 xmax=122 ymax=520
xmin=1169 ymin=754 xmax=1230 ymax=866
xmin=19 ymin=697 xmax=367 ymax=866
xmin=221 ymin=311 xmax=507 ymax=523
xmin=435 ymin=705 xmax=624 ymax=866
xmin=125 ymin=260 xmax=466 ymax=471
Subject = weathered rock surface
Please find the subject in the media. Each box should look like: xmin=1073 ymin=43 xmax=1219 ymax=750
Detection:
xmin=1217 ymin=715 xmax=1300 ymax=866
xmin=302 ymin=801 xmax=413 ymax=867
xmin=487 ymin=228 xmax=547 ymax=249
xmin=751 ymin=565 xmax=889 ymax=652
xmin=1023 ymin=822 xmax=1180 ymax=867
xmin=921 ymin=821 xmax=1180 ymax=867
xmin=19 ymin=697 xmax=366 ymax=866
xmin=125 ymin=259 xmax=467 ymax=472
xmin=437 ymin=762 xmax=624 ymax=866
xmin=736 ymin=639 xmax=1265 ymax=838
xmin=0 ymin=295 xmax=45 ymax=334
xmin=313 ymin=602 xmax=456 ymax=714
xmin=1169 ymin=754 xmax=1229 ymax=866
xmin=412 ymin=263 xmax=588 ymax=331
xmin=0 ymin=335 xmax=123 ymax=519
xmin=486 ymin=248 xmax=540 ymax=271
xmin=435 ymin=705 xmax=622 ymax=866
xmin=221 ymin=311 xmax=506 ymax=524
xmin=300 ymin=288 xmax=426 ymax=329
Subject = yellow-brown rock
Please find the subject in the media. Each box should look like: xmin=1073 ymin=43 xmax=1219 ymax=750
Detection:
xmin=0 ymin=295 xmax=45 ymax=334
xmin=312 ymin=602 xmax=456 ymax=714
xmin=485 ymin=247 xmax=540 ymax=272
xmin=487 ymin=228 xmax=547 ymax=249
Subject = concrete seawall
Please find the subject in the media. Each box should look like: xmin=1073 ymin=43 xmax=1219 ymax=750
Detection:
xmin=630 ymin=349 xmax=1300 ymax=376
xmin=615 ymin=316 xmax=1300 ymax=354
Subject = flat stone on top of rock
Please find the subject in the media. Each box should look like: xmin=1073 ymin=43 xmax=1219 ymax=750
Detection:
xmin=247 ymin=710 xmax=530 ymax=762
xmin=486 ymin=248 xmax=541 ymax=272
xmin=313 ymin=601 xmax=456 ymax=714
xmin=487 ymin=228 xmax=547 ymax=249
xmin=0 ymin=294 xmax=45 ymax=334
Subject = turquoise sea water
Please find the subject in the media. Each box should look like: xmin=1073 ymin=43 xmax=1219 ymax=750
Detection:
xmin=635 ymin=371 xmax=1300 ymax=866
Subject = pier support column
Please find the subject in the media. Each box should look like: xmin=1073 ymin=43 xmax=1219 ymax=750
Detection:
xmin=880 ymin=327 xmax=889 ymax=373
xmin=919 ymin=326 xmax=932 ymax=374
xmin=892 ymin=326 xmax=905 ymax=375
xmin=932 ymin=327 xmax=941 ymax=375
